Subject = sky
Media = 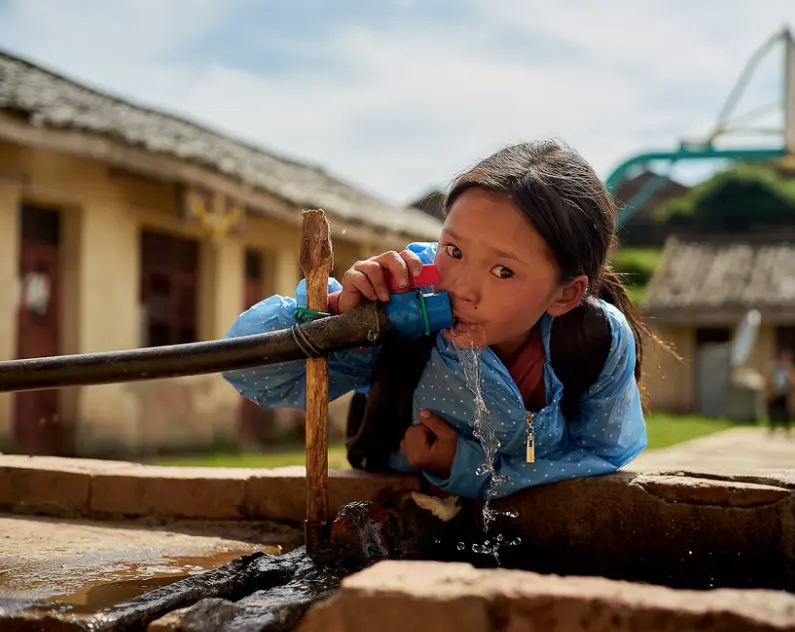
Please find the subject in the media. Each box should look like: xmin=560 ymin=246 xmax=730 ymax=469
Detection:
xmin=1 ymin=0 xmax=794 ymax=206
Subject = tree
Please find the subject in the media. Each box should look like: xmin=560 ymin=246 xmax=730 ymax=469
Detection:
xmin=655 ymin=164 xmax=795 ymax=230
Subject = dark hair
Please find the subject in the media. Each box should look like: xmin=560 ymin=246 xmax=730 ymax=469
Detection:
xmin=444 ymin=139 xmax=662 ymax=389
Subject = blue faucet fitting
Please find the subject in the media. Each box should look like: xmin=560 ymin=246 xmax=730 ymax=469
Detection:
xmin=385 ymin=289 xmax=452 ymax=339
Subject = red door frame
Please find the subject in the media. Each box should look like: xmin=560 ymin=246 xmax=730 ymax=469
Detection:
xmin=14 ymin=205 xmax=67 ymax=455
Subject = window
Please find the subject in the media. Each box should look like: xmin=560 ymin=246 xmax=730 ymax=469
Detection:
xmin=245 ymin=249 xmax=265 ymax=309
xmin=140 ymin=230 xmax=198 ymax=347
xmin=776 ymin=326 xmax=795 ymax=356
xmin=21 ymin=204 xmax=60 ymax=246
xmin=695 ymin=327 xmax=731 ymax=346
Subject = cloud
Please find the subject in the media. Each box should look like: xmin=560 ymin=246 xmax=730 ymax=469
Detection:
xmin=1 ymin=0 xmax=794 ymax=204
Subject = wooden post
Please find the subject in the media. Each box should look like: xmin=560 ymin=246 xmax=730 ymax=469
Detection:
xmin=299 ymin=209 xmax=333 ymax=553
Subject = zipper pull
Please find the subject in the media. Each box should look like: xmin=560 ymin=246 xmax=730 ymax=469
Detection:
xmin=525 ymin=412 xmax=535 ymax=463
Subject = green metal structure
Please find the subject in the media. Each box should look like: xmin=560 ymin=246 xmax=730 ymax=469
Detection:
xmin=609 ymin=28 xmax=795 ymax=226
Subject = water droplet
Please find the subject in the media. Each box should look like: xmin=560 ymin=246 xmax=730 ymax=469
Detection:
xmin=434 ymin=538 xmax=442 ymax=545
xmin=457 ymin=542 xmax=465 ymax=551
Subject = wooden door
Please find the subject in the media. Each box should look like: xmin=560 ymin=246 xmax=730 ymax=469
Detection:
xmin=14 ymin=205 xmax=66 ymax=455
xmin=239 ymin=249 xmax=274 ymax=447
xmin=140 ymin=230 xmax=198 ymax=347
xmin=694 ymin=327 xmax=731 ymax=417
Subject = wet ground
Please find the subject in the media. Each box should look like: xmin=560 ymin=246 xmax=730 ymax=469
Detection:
xmin=0 ymin=513 xmax=301 ymax=609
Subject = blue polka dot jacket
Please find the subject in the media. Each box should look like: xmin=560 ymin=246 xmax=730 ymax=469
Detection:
xmin=223 ymin=242 xmax=647 ymax=500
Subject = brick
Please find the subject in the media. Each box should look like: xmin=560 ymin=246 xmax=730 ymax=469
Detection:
xmin=89 ymin=471 xmax=147 ymax=517
xmin=245 ymin=468 xmax=421 ymax=522
xmin=143 ymin=470 xmax=248 ymax=520
xmin=328 ymin=470 xmax=421 ymax=512
xmin=632 ymin=474 xmax=792 ymax=508
xmin=90 ymin=466 xmax=251 ymax=519
xmin=245 ymin=466 xmax=306 ymax=522
xmin=298 ymin=560 xmax=795 ymax=632
xmin=0 ymin=465 xmax=90 ymax=517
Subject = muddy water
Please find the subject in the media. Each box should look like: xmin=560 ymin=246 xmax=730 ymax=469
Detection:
xmin=0 ymin=513 xmax=292 ymax=612
xmin=37 ymin=550 xmax=284 ymax=614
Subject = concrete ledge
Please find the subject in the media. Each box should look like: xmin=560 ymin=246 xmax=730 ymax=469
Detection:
xmin=1 ymin=456 xmax=793 ymax=592
xmin=0 ymin=456 xmax=421 ymax=522
xmin=445 ymin=468 xmax=795 ymax=592
xmin=297 ymin=560 xmax=795 ymax=632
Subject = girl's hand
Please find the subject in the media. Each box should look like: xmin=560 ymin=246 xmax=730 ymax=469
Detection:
xmin=337 ymin=249 xmax=424 ymax=313
xmin=400 ymin=410 xmax=458 ymax=477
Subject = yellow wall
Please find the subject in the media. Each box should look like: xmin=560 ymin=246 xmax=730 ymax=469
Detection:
xmin=642 ymin=325 xmax=694 ymax=413
xmin=0 ymin=179 xmax=21 ymax=449
xmin=0 ymin=140 xmax=404 ymax=456
xmin=642 ymin=322 xmax=777 ymax=415
xmin=743 ymin=323 xmax=776 ymax=398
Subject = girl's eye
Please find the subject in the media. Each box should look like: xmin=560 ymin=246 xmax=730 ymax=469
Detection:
xmin=443 ymin=243 xmax=462 ymax=259
xmin=491 ymin=265 xmax=514 ymax=279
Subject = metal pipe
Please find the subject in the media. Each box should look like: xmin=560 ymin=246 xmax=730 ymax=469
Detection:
xmin=784 ymin=27 xmax=795 ymax=154
xmin=0 ymin=303 xmax=389 ymax=393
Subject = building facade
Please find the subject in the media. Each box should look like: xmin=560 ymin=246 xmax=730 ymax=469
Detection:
xmin=642 ymin=232 xmax=795 ymax=417
xmin=0 ymin=52 xmax=442 ymax=457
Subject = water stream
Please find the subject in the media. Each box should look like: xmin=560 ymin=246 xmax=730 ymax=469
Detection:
xmin=455 ymin=344 xmax=522 ymax=564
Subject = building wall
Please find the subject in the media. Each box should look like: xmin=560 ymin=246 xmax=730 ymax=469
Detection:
xmin=642 ymin=325 xmax=695 ymax=413
xmin=743 ymin=323 xmax=776 ymax=398
xmin=0 ymin=179 xmax=20 ymax=451
xmin=642 ymin=321 xmax=777 ymax=415
xmin=0 ymin=140 xmax=401 ymax=456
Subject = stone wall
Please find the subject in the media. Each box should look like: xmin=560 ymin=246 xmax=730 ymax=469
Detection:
xmin=0 ymin=456 xmax=793 ymax=630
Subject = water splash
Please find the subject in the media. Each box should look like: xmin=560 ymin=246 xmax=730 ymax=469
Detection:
xmin=455 ymin=343 xmax=519 ymax=564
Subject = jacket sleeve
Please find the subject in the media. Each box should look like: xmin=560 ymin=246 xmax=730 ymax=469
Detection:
xmin=222 ymin=241 xmax=440 ymax=411
xmin=222 ymin=277 xmax=381 ymax=409
xmin=424 ymin=303 xmax=647 ymax=500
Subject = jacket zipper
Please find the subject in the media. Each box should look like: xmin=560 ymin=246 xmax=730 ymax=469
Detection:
xmin=525 ymin=411 xmax=535 ymax=463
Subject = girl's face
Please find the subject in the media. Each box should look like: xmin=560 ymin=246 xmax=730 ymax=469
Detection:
xmin=434 ymin=187 xmax=586 ymax=364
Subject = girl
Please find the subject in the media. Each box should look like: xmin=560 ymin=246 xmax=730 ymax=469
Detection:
xmin=223 ymin=140 xmax=649 ymax=500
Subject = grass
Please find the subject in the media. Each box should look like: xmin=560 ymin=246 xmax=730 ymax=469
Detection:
xmin=155 ymin=444 xmax=352 ymax=469
xmin=625 ymin=284 xmax=648 ymax=306
xmin=609 ymin=247 xmax=663 ymax=307
xmin=643 ymin=413 xmax=737 ymax=450
xmin=152 ymin=413 xmax=742 ymax=469
xmin=610 ymin=247 xmax=663 ymax=283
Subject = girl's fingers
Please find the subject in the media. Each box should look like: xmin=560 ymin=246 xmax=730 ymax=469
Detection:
xmin=343 ymin=267 xmax=378 ymax=302
xmin=399 ymin=249 xmax=424 ymax=279
xmin=354 ymin=259 xmax=390 ymax=301
xmin=373 ymin=250 xmax=410 ymax=293
xmin=345 ymin=249 xmax=426 ymax=305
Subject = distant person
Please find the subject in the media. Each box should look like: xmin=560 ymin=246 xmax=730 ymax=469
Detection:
xmin=223 ymin=140 xmax=670 ymax=500
xmin=769 ymin=350 xmax=793 ymax=436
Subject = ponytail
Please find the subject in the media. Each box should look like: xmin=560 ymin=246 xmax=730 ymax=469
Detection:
xmin=594 ymin=263 xmax=680 ymax=407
